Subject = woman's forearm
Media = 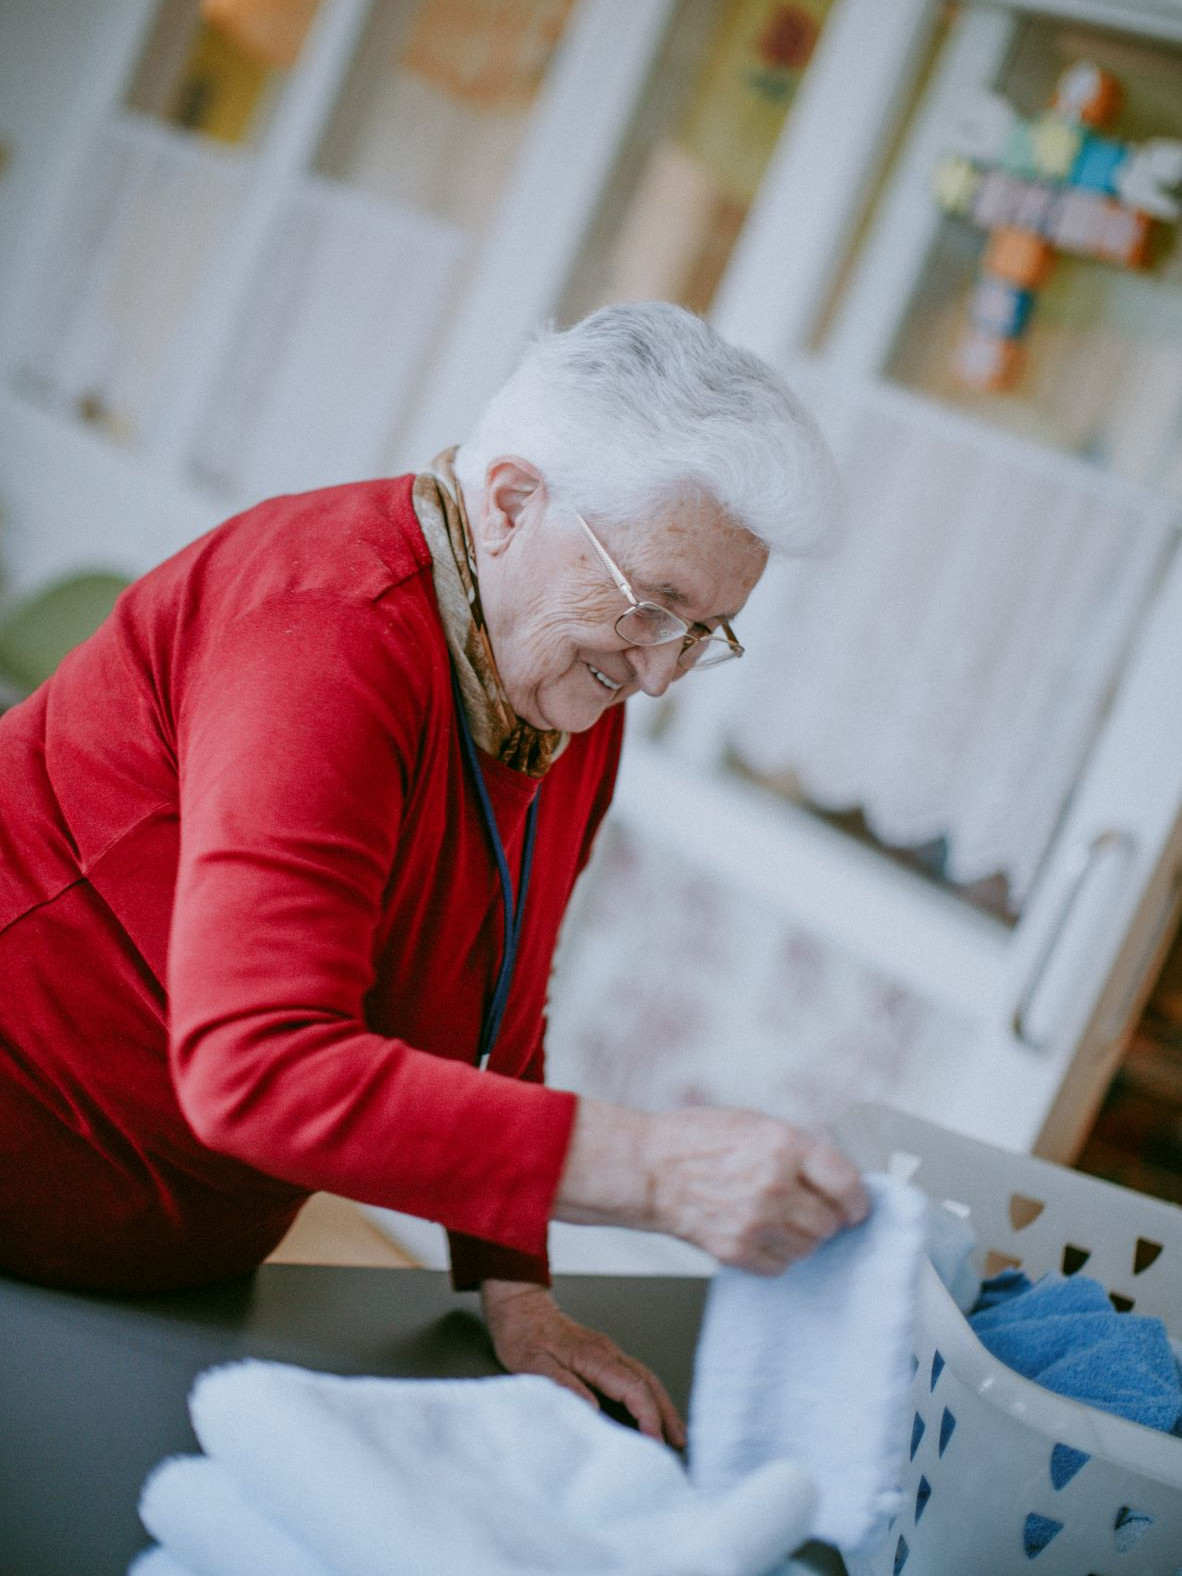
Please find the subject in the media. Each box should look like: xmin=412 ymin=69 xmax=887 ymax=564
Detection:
xmin=553 ymin=1096 xmax=870 ymax=1275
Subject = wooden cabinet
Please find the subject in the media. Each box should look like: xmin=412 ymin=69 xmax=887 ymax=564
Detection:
xmin=2 ymin=0 xmax=1181 ymax=1218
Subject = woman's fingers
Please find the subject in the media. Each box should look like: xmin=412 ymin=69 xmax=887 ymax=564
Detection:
xmin=641 ymin=1106 xmax=871 ymax=1270
xmin=528 ymin=1350 xmax=602 ymax=1410
xmin=479 ymin=1282 xmax=687 ymax=1447
xmin=640 ymin=1365 xmax=686 ymax=1448
xmin=579 ymin=1349 xmax=664 ymax=1440
xmin=715 ymin=1221 xmax=821 ymax=1276
xmin=800 ymin=1138 xmax=870 ymax=1223
xmin=779 ymin=1186 xmax=846 ymax=1246
xmin=574 ymin=1342 xmax=686 ymax=1446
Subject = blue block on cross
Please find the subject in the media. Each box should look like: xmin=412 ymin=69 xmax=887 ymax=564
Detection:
xmin=1072 ymin=133 xmax=1128 ymax=194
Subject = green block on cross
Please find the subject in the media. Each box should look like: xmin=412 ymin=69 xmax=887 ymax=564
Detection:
xmin=1029 ymin=114 xmax=1083 ymax=181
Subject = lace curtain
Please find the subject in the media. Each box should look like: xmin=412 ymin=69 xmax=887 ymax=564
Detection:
xmin=726 ymin=372 xmax=1177 ymax=910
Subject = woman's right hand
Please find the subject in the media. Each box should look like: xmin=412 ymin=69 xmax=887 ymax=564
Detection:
xmin=553 ymin=1098 xmax=869 ymax=1276
xmin=641 ymin=1105 xmax=869 ymax=1274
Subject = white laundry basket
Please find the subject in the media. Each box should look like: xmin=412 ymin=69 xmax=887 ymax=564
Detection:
xmin=833 ymin=1104 xmax=1182 ymax=1576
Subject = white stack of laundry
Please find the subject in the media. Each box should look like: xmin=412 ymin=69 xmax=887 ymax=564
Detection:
xmin=131 ymin=1176 xmax=927 ymax=1576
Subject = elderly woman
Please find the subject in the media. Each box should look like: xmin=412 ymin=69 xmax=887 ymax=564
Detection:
xmin=0 ymin=302 xmax=866 ymax=1446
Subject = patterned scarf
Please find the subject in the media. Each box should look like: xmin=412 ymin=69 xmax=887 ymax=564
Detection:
xmin=412 ymin=449 xmax=565 ymax=778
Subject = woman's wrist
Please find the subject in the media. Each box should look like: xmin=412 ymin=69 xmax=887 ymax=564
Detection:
xmin=551 ymin=1097 xmax=658 ymax=1231
xmin=480 ymin=1277 xmax=550 ymax=1312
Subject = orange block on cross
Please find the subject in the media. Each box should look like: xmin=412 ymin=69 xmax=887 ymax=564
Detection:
xmin=933 ymin=61 xmax=1182 ymax=392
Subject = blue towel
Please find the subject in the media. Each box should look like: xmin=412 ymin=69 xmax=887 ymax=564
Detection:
xmin=969 ymin=1272 xmax=1182 ymax=1435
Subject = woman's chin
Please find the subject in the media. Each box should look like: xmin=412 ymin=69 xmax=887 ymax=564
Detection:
xmin=515 ymin=672 xmax=618 ymax=733
xmin=538 ymin=702 xmax=604 ymax=734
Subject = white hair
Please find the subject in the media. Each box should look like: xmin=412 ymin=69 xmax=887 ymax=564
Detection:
xmin=453 ymin=302 xmax=838 ymax=557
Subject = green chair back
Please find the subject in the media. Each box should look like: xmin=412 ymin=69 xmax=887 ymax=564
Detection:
xmin=0 ymin=572 xmax=130 ymax=694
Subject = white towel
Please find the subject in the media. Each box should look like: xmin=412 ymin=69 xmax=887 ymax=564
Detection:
xmin=689 ymin=1175 xmax=925 ymax=1556
xmin=132 ymin=1364 xmax=817 ymax=1576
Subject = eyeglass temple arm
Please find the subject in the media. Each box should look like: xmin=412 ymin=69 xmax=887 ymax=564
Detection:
xmin=573 ymin=512 xmax=638 ymax=605
xmin=697 ymin=621 xmax=742 ymax=658
xmin=684 ymin=619 xmax=740 ymax=646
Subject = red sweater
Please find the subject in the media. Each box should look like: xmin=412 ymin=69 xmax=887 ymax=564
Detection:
xmin=0 ymin=477 xmax=621 ymax=1292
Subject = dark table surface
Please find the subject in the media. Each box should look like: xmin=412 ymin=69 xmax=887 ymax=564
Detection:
xmin=1 ymin=1267 xmax=712 ymax=1576
xmin=2 ymin=1265 xmax=844 ymax=1576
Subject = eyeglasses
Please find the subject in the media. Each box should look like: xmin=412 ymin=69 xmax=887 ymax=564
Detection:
xmin=572 ymin=511 xmax=744 ymax=670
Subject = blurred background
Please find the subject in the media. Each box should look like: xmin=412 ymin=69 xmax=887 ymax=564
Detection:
xmin=1 ymin=0 xmax=1182 ymax=1270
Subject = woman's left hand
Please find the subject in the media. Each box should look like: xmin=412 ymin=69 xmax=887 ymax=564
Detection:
xmin=479 ymin=1278 xmax=686 ymax=1449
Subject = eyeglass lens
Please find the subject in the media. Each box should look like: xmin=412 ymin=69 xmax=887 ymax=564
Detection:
xmin=615 ymin=604 xmax=686 ymax=644
xmin=678 ymin=639 xmax=736 ymax=670
xmin=614 ymin=606 xmax=736 ymax=668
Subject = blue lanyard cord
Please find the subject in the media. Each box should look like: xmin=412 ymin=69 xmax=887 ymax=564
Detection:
xmin=449 ymin=667 xmax=541 ymax=1067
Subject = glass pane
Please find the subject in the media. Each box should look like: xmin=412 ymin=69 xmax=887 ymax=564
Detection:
xmin=187 ymin=0 xmax=577 ymax=500
xmin=560 ymin=0 xmax=834 ymax=321
xmin=10 ymin=0 xmax=322 ymax=448
xmin=775 ymin=12 xmax=1182 ymax=919
xmin=126 ymin=0 xmax=321 ymax=146
xmin=832 ymin=10 xmax=1182 ymax=497
xmin=314 ymin=0 xmax=576 ymax=234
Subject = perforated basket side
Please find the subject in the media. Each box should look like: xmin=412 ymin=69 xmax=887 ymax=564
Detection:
xmin=849 ymin=1268 xmax=1182 ymax=1576
xmin=836 ymin=1105 xmax=1182 ymax=1576
xmin=835 ymin=1104 xmax=1182 ymax=1325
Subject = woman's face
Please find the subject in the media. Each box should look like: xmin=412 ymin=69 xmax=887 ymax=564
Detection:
xmin=471 ymin=459 xmax=769 ymax=734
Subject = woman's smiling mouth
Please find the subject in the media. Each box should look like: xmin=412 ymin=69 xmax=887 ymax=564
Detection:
xmin=586 ymin=663 xmax=622 ymax=693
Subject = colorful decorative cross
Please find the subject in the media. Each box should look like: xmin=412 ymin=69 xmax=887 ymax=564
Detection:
xmin=933 ymin=61 xmax=1182 ymax=392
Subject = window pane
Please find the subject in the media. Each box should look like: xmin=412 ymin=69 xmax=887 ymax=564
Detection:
xmin=722 ymin=368 xmax=1176 ymax=926
xmin=11 ymin=0 xmax=319 ymax=447
xmin=187 ymin=0 xmax=578 ymax=499
xmin=126 ymin=0 xmax=321 ymax=147
xmin=314 ymin=0 xmax=576 ymax=235
xmin=560 ymin=0 xmax=834 ymax=320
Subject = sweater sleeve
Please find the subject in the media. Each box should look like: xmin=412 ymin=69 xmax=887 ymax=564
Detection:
xmin=448 ymin=1022 xmax=552 ymax=1290
xmin=169 ymin=592 xmax=576 ymax=1258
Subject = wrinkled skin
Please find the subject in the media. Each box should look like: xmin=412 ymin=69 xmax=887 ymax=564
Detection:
xmin=471 ymin=457 xmax=768 ymax=735
xmin=480 ymin=1278 xmax=686 ymax=1448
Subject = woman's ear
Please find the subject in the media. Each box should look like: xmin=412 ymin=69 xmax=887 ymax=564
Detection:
xmin=478 ymin=457 xmax=547 ymax=555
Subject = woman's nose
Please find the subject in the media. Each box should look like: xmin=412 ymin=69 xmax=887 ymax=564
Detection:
xmin=629 ymin=641 xmax=683 ymax=697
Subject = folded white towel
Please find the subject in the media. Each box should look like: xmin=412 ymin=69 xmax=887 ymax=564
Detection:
xmin=137 ymin=1453 xmax=331 ymax=1576
xmin=132 ymin=1365 xmax=817 ymax=1576
xmin=689 ymin=1174 xmax=925 ymax=1555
